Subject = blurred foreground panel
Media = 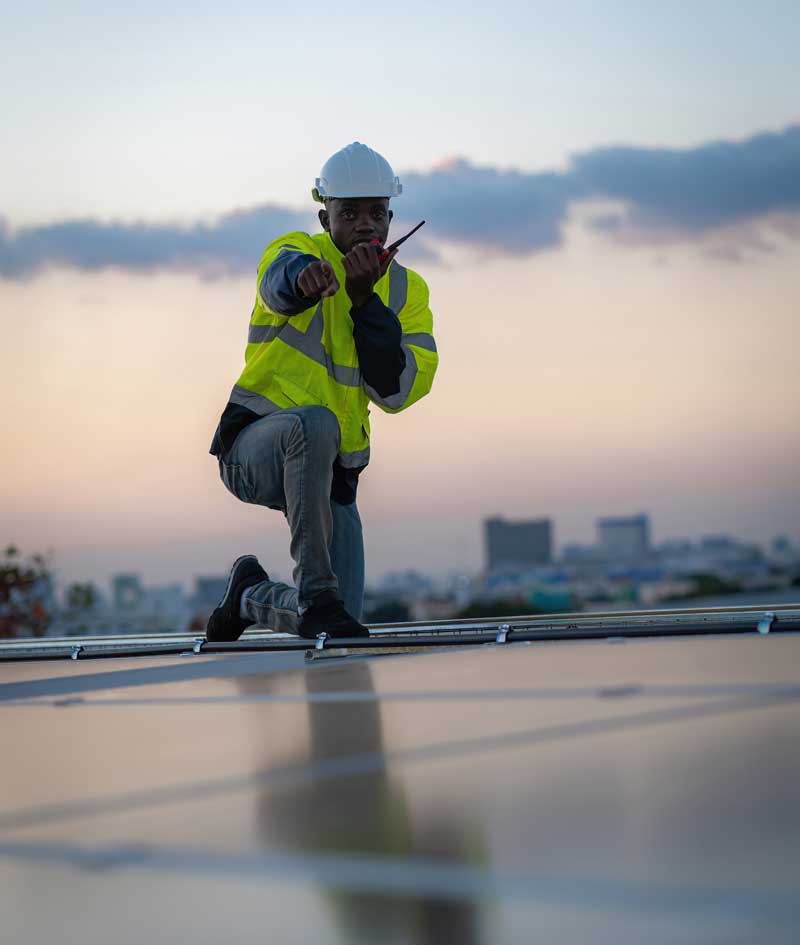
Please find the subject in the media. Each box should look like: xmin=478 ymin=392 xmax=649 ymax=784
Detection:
xmin=1 ymin=630 xmax=799 ymax=944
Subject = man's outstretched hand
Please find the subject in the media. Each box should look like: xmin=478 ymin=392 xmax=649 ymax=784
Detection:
xmin=343 ymin=243 xmax=398 ymax=308
xmin=297 ymin=260 xmax=340 ymax=300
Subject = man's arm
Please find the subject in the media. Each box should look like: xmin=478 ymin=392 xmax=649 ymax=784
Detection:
xmin=351 ymin=295 xmax=405 ymax=398
xmin=341 ymin=244 xmax=437 ymax=410
xmin=342 ymin=242 xmax=405 ymax=397
xmin=361 ymin=266 xmax=438 ymax=413
xmin=259 ymin=247 xmax=339 ymax=316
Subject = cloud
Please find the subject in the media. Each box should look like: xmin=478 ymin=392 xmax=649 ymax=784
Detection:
xmin=1 ymin=125 xmax=798 ymax=280
xmin=0 ymin=205 xmax=314 ymax=280
xmin=575 ymin=125 xmax=800 ymax=237
xmin=399 ymin=158 xmax=576 ymax=254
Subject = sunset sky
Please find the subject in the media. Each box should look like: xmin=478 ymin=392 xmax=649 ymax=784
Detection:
xmin=2 ymin=1 xmax=798 ymax=592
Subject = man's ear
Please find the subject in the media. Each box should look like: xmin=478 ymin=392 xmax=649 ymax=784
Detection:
xmin=319 ymin=208 xmax=330 ymax=231
xmin=388 ymin=209 xmax=394 ymax=223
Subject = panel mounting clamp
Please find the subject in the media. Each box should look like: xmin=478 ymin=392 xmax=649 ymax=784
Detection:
xmin=495 ymin=624 xmax=511 ymax=644
xmin=70 ymin=645 xmax=83 ymax=661
xmin=757 ymin=612 xmax=775 ymax=635
xmin=315 ymin=632 xmax=328 ymax=651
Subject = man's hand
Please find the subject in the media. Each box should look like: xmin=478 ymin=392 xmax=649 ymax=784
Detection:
xmin=297 ymin=260 xmax=340 ymax=300
xmin=343 ymin=243 xmax=398 ymax=308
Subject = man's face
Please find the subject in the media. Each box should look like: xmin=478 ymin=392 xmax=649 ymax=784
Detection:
xmin=320 ymin=197 xmax=393 ymax=254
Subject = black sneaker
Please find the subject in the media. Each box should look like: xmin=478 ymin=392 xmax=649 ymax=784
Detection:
xmin=298 ymin=592 xmax=370 ymax=640
xmin=206 ymin=555 xmax=268 ymax=642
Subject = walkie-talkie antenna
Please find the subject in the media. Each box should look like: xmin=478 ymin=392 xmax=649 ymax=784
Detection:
xmin=385 ymin=220 xmax=426 ymax=254
xmin=371 ymin=221 xmax=426 ymax=262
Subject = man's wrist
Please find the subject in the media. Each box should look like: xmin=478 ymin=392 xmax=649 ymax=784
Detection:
xmin=349 ymin=291 xmax=375 ymax=311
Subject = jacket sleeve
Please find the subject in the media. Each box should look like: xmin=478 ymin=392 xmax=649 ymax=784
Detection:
xmin=255 ymin=233 xmax=320 ymax=317
xmin=362 ymin=267 xmax=438 ymax=413
xmin=350 ymin=294 xmax=405 ymax=398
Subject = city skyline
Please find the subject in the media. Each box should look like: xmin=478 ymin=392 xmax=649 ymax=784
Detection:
xmin=8 ymin=511 xmax=795 ymax=638
xmin=20 ymin=512 xmax=798 ymax=597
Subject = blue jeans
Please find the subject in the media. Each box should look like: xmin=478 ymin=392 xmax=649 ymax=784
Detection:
xmin=218 ymin=405 xmax=365 ymax=631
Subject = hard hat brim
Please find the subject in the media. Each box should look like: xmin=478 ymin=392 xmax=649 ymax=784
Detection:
xmin=314 ymin=181 xmax=403 ymax=200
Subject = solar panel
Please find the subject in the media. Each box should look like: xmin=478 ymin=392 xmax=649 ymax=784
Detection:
xmin=1 ymin=608 xmax=799 ymax=943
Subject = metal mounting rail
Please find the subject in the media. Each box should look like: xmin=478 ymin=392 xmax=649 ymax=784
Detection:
xmin=1 ymin=606 xmax=798 ymax=662
xmin=3 ymin=601 xmax=799 ymax=651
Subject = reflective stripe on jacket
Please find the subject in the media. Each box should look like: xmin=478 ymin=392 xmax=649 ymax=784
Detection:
xmin=229 ymin=230 xmax=438 ymax=468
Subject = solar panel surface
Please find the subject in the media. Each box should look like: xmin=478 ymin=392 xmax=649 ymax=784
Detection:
xmin=1 ymin=631 xmax=798 ymax=944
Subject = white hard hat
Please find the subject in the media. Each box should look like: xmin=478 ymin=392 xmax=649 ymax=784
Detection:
xmin=313 ymin=142 xmax=402 ymax=202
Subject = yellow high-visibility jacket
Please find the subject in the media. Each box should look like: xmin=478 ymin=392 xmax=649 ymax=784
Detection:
xmin=227 ymin=230 xmax=438 ymax=469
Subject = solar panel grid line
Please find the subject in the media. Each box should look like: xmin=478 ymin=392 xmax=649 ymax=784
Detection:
xmin=0 ymin=651 xmax=309 ymax=702
xmin=4 ymin=680 xmax=800 ymax=709
xmin=1 ymin=839 xmax=797 ymax=920
xmin=1 ymin=685 xmax=797 ymax=834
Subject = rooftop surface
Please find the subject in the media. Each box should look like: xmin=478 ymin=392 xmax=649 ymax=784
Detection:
xmin=1 ymin=619 xmax=799 ymax=943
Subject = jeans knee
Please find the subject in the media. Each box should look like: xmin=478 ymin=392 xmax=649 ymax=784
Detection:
xmin=296 ymin=405 xmax=341 ymax=448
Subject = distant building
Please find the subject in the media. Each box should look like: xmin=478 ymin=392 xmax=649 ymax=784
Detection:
xmin=192 ymin=576 xmax=228 ymax=613
xmin=699 ymin=535 xmax=736 ymax=553
xmin=485 ymin=517 xmax=552 ymax=571
xmin=597 ymin=515 xmax=650 ymax=560
xmin=377 ymin=570 xmax=434 ymax=598
xmin=112 ymin=574 xmax=144 ymax=610
xmin=561 ymin=543 xmax=602 ymax=564
xmin=772 ymin=536 xmax=792 ymax=555
xmin=142 ymin=584 xmax=188 ymax=629
xmin=698 ymin=535 xmax=764 ymax=572
xmin=770 ymin=536 xmax=798 ymax=567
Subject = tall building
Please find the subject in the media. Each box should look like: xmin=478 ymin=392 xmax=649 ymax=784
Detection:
xmin=485 ymin=517 xmax=552 ymax=571
xmin=596 ymin=515 xmax=650 ymax=560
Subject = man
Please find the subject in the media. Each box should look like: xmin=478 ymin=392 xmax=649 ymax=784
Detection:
xmin=206 ymin=142 xmax=438 ymax=641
